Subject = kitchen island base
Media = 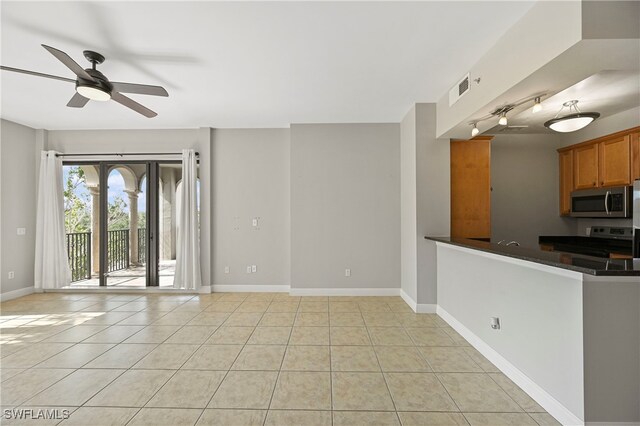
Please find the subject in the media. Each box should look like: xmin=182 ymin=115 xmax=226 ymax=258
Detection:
xmin=433 ymin=241 xmax=639 ymax=426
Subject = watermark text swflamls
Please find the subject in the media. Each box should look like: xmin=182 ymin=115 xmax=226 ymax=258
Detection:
xmin=3 ymin=408 xmax=71 ymax=420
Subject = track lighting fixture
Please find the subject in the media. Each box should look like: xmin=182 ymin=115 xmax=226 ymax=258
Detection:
xmin=468 ymin=94 xmax=545 ymax=134
xmin=532 ymin=97 xmax=542 ymax=113
xmin=471 ymin=123 xmax=479 ymax=137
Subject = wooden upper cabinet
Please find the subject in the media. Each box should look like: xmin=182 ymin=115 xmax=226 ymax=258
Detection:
xmin=558 ymin=127 xmax=639 ymax=216
xmin=559 ymin=150 xmax=573 ymax=216
xmin=599 ymin=135 xmax=631 ymax=187
xmin=632 ymin=131 xmax=640 ymax=181
xmin=573 ymin=143 xmax=599 ymax=190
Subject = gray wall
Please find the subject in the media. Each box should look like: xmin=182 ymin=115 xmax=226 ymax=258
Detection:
xmin=212 ymin=128 xmax=290 ymax=287
xmin=415 ymin=104 xmax=450 ymax=305
xmin=290 ymin=123 xmax=401 ymax=290
xmin=46 ymin=128 xmax=213 ymax=287
xmin=0 ymin=119 xmax=38 ymax=296
xmin=491 ymin=133 xmax=575 ymax=248
xmin=400 ymin=106 xmax=417 ymax=301
xmin=400 ymin=103 xmax=450 ymax=307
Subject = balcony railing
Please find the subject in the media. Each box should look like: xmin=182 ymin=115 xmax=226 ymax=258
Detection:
xmin=66 ymin=228 xmax=145 ymax=282
xmin=67 ymin=232 xmax=91 ymax=282
xmin=107 ymin=229 xmax=129 ymax=273
xmin=138 ymin=228 xmax=146 ymax=264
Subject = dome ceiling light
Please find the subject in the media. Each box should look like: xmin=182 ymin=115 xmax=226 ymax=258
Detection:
xmin=544 ymin=100 xmax=600 ymax=133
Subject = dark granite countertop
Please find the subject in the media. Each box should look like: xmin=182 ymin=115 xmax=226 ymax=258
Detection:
xmin=425 ymin=236 xmax=640 ymax=277
xmin=538 ymin=235 xmax=632 ymax=256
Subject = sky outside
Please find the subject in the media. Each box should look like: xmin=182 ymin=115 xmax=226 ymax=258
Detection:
xmin=63 ymin=166 xmax=146 ymax=214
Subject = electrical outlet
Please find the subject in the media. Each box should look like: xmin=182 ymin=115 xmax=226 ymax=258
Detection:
xmin=8 ymin=271 xmax=15 ymax=279
xmin=16 ymin=228 xmax=26 ymax=236
xmin=251 ymin=265 xmax=257 ymax=273
xmin=251 ymin=217 xmax=260 ymax=230
xmin=246 ymin=266 xmax=252 ymax=274
xmin=345 ymin=269 xmax=351 ymax=277
xmin=224 ymin=266 xmax=230 ymax=274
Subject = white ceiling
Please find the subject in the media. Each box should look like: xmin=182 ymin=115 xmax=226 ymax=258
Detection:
xmin=0 ymin=1 xmax=535 ymax=130
xmin=485 ymin=70 xmax=640 ymax=134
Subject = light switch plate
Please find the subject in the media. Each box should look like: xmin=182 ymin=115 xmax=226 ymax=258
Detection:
xmin=16 ymin=228 xmax=26 ymax=236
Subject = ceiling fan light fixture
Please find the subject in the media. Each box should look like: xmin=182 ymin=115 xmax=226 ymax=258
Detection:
xmin=76 ymin=84 xmax=111 ymax=101
xmin=498 ymin=113 xmax=508 ymax=126
xmin=471 ymin=123 xmax=479 ymax=137
xmin=544 ymin=100 xmax=600 ymax=133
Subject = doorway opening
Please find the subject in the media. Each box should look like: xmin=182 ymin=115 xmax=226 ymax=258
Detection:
xmin=62 ymin=160 xmax=198 ymax=288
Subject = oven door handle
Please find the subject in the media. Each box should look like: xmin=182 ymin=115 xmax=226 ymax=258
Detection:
xmin=604 ymin=190 xmax=611 ymax=215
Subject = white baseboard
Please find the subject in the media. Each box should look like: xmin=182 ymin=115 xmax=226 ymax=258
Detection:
xmin=198 ymin=285 xmax=212 ymax=294
xmin=437 ymin=306 xmax=584 ymax=426
xmin=212 ymin=285 xmax=290 ymax=293
xmin=0 ymin=286 xmax=35 ymax=302
xmin=416 ymin=303 xmax=437 ymax=313
xmin=51 ymin=287 xmax=200 ymax=294
xmin=400 ymin=289 xmax=437 ymax=313
xmin=289 ymin=287 xmax=400 ymax=297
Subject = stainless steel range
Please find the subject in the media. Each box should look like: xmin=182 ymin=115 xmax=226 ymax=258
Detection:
xmin=539 ymin=226 xmax=634 ymax=259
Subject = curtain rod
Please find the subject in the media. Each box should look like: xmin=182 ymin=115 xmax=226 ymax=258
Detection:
xmin=56 ymin=152 xmax=199 ymax=157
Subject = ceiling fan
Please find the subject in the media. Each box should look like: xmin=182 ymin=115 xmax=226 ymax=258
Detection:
xmin=0 ymin=44 xmax=168 ymax=118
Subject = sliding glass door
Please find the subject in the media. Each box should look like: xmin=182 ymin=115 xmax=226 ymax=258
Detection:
xmin=99 ymin=162 xmax=155 ymax=287
xmin=63 ymin=159 xmax=195 ymax=288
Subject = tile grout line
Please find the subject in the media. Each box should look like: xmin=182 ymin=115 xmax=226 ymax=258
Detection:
xmin=124 ymin=293 xmax=227 ymax=425
xmin=362 ymin=302 xmax=403 ymax=424
xmin=78 ymin=294 xmax=202 ymax=425
xmin=193 ymin=293 xmax=270 ymax=426
xmin=2 ymin=293 xmax=560 ymax=426
xmin=262 ymin=298 xmax=298 ymax=426
xmin=4 ymin=295 xmax=155 ymax=417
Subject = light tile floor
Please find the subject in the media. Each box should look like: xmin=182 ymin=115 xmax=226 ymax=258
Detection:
xmin=0 ymin=292 xmax=561 ymax=426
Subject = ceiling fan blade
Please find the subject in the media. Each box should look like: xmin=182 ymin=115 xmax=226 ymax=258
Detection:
xmin=111 ymin=91 xmax=157 ymax=118
xmin=67 ymin=92 xmax=89 ymax=108
xmin=110 ymin=82 xmax=168 ymax=97
xmin=41 ymin=44 xmax=94 ymax=81
xmin=0 ymin=65 xmax=75 ymax=83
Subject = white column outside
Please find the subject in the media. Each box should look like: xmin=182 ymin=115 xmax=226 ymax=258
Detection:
xmin=126 ymin=190 xmax=140 ymax=266
xmin=88 ymin=186 xmax=100 ymax=275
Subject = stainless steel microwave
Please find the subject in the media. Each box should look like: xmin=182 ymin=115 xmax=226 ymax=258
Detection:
xmin=570 ymin=186 xmax=632 ymax=218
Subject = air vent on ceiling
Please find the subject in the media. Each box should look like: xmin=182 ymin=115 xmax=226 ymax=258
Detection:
xmin=449 ymin=73 xmax=470 ymax=106
xmin=499 ymin=125 xmax=529 ymax=132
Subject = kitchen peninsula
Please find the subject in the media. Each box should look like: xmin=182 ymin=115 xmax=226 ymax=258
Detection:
xmin=425 ymin=236 xmax=639 ymax=426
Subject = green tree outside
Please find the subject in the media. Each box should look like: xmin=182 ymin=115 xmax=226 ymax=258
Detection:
xmin=64 ymin=166 xmax=138 ymax=233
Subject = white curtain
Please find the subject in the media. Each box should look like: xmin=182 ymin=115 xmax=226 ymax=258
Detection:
xmin=34 ymin=151 xmax=71 ymax=290
xmin=174 ymin=149 xmax=202 ymax=289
